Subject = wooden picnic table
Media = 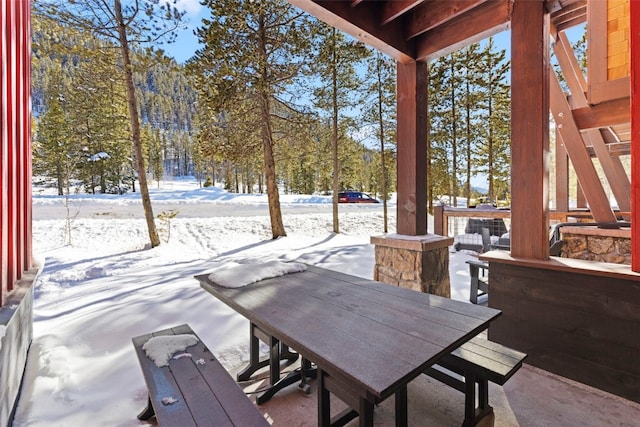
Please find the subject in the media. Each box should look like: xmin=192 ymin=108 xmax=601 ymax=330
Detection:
xmin=196 ymin=265 xmax=501 ymax=427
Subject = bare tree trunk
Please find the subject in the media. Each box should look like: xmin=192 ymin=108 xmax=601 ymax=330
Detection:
xmin=114 ymin=0 xmax=160 ymax=247
xmin=331 ymin=29 xmax=340 ymax=234
xmin=258 ymin=13 xmax=286 ymax=238
xmin=261 ymin=100 xmax=286 ymax=238
xmin=376 ymin=53 xmax=388 ymax=233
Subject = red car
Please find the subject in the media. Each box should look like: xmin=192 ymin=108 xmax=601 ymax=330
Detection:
xmin=338 ymin=191 xmax=380 ymax=203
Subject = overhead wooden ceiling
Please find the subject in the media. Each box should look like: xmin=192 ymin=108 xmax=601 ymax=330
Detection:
xmin=287 ymin=0 xmax=587 ymax=63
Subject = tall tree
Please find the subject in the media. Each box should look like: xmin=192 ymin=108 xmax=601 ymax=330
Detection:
xmin=37 ymin=0 xmax=185 ymax=248
xmin=192 ymin=0 xmax=314 ymax=238
xmin=361 ymin=50 xmax=396 ymax=232
xmin=312 ymin=25 xmax=370 ymax=233
xmin=476 ymin=38 xmax=511 ymax=201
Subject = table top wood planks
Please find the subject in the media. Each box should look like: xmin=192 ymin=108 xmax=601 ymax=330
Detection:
xmin=196 ymin=264 xmax=501 ymax=426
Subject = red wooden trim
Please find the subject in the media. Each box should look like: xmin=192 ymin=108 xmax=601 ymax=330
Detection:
xmin=15 ymin=0 xmax=23 ymax=281
xmin=6 ymin=0 xmax=17 ymax=290
xmin=510 ymin=0 xmax=550 ymax=259
xmin=631 ymin=0 xmax=640 ymax=272
xmin=1 ymin=0 xmax=7 ymax=302
xmin=23 ymin=0 xmax=32 ymax=270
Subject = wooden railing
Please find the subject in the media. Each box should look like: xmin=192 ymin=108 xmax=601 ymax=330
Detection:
xmin=433 ymin=205 xmax=630 ymax=238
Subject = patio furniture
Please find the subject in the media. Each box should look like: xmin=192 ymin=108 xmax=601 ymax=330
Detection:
xmin=467 ymin=259 xmax=490 ymax=304
xmin=424 ymin=336 xmax=527 ymax=425
xmin=132 ymin=324 xmax=268 ymax=427
xmin=196 ymin=264 xmax=502 ymax=426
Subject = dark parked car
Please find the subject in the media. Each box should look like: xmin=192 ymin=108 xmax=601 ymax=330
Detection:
xmin=338 ymin=191 xmax=380 ymax=203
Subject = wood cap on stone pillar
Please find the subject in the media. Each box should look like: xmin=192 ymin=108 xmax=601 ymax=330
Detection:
xmin=370 ymin=233 xmax=454 ymax=251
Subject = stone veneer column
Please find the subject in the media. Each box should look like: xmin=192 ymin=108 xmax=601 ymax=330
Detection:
xmin=370 ymin=234 xmax=454 ymax=297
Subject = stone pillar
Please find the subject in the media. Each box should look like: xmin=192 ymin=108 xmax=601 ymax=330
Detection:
xmin=371 ymin=234 xmax=454 ymax=297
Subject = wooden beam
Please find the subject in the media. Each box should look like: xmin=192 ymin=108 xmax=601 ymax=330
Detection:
xmin=396 ymin=60 xmax=427 ymax=236
xmin=406 ymin=0 xmax=486 ymax=39
xmin=554 ymin=32 xmax=587 ymax=97
xmin=553 ymin=32 xmax=630 ymax=214
xmin=287 ymin=0 xmax=415 ymax=62
xmin=550 ymin=73 xmax=617 ymax=222
xmin=510 ymin=0 xmax=549 ymax=260
xmin=416 ymin=0 xmax=511 ymax=61
xmin=380 ymin=0 xmax=424 ymax=26
xmin=555 ymin=131 xmax=569 ymax=211
xmin=631 ymin=0 xmax=640 ymax=272
xmin=572 ymin=97 xmax=630 ymax=130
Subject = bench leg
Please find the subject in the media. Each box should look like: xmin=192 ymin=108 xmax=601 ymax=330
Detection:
xmin=137 ymin=396 xmax=155 ymax=421
xmin=462 ymin=372 xmax=493 ymax=427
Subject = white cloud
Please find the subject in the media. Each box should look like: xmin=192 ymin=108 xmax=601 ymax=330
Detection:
xmin=174 ymin=0 xmax=204 ymax=18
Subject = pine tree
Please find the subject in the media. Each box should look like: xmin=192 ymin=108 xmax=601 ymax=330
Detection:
xmin=37 ymin=0 xmax=186 ymax=248
xmin=361 ymin=50 xmax=396 ymax=232
xmin=311 ymin=25 xmax=370 ymax=233
xmin=476 ymin=38 xmax=511 ymax=201
xmin=192 ymin=0 xmax=314 ymax=238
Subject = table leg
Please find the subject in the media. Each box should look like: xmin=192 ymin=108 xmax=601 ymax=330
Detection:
xmin=394 ymin=385 xmax=408 ymax=427
xmin=318 ymin=369 xmax=331 ymax=427
xmin=358 ymin=397 xmax=374 ymax=427
xmin=237 ymin=323 xmax=300 ymax=382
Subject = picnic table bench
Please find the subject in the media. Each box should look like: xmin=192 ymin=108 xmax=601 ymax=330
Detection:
xmin=132 ymin=324 xmax=269 ymax=427
xmin=425 ymin=336 xmax=527 ymax=426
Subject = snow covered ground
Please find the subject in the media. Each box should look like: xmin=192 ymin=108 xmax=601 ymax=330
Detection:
xmin=13 ymin=178 xmax=480 ymax=426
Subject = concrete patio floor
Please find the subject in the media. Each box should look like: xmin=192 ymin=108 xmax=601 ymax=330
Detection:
xmin=238 ymin=360 xmax=640 ymax=426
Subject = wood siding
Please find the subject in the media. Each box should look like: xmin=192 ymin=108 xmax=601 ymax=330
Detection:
xmin=607 ymin=0 xmax=630 ymax=80
xmin=632 ymin=0 xmax=640 ymax=271
xmin=1 ymin=0 xmax=32 ymax=306
xmin=487 ymin=260 xmax=640 ymax=403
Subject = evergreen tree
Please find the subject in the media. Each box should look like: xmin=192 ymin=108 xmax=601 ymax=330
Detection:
xmin=37 ymin=0 xmax=186 ymax=248
xmin=192 ymin=0 xmax=314 ymax=238
xmin=361 ymin=50 xmax=396 ymax=232
xmin=476 ymin=38 xmax=511 ymax=201
xmin=311 ymin=24 xmax=370 ymax=233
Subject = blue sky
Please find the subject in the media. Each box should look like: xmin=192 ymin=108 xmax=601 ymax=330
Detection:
xmin=163 ymin=0 xmax=209 ymax=63
xmin=164 ymin=4 xmax=583 ymax=66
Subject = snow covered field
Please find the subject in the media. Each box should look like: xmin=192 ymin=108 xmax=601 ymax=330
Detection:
xmin=14 ymin=178 xmax=478 ymax=426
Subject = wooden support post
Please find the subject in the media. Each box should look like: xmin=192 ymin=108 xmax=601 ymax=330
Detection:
xmin=555 ymin=130 xmax=569 ymax=211
xmin=396 ymin=60 xmax=427 ymax=236
xmin=631 ymin=0 xmax=640 ymax=272
xmin=510 ymin=0 xmax=549 ymax=259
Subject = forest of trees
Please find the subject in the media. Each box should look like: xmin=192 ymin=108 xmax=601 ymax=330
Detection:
xmin=31 ymin=0 xmax=513 ymax=234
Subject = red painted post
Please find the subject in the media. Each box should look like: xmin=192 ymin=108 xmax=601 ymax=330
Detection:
xmin=0 ymin=0 xmax=32 ymax=305
xmin=22 ymin=0 xmax=32 ymax=270
xmin=1 ymin=0 xmax=7 ymax=303
xmin=632 ymin=0 xmax=640 ymax=272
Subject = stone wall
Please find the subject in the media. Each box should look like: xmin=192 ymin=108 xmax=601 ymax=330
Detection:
xmin=561 ymin=227 xmax=631 ymax=264
xmin=371 ymin=234 xmax=453 ymax=298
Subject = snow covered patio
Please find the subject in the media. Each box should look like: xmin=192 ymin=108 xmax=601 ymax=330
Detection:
xmin=9 ymin=181 xmax=640 ymax=425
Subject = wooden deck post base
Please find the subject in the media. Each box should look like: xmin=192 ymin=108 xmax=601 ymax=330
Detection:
xmin=371 ymin=234 xmax=454 ymax=297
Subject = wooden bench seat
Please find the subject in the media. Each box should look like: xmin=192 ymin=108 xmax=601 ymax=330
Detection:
xmin=425 ymin=337 xmax=527 ymax=426
xmin=132 ymin=324 xmax=269 ymax=427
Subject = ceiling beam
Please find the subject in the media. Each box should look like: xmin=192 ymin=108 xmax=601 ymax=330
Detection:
xmin=380 ymin=0 xmax=425 ymax=26
xmin=288 ymin=0 xmax=416 ymax=62
xmin=406 ymin=0 xmax=486 ymax=39
xmin=415 ymin=0 xmax=512 ymax=61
